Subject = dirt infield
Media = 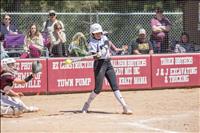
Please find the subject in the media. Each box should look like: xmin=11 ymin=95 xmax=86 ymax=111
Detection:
xmin=1 ymin=87 xmax=199 ymax=133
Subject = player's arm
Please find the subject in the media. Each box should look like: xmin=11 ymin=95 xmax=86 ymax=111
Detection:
xmin=7 ymin=89 xmax=24 ymax=97
xmin=8 ymin=74 xmax=35 ymax=97
xmin=151 ymin=19 xmax=163 ymax=32
xmin=162 ymin=18 xmax=172 ymax=32
xmin=13 ymin=74 xmax=35 ymax=84
xmin=6 ymin=73 xmax=35 ymax=96
xmin=109 ymin=41 xmax=123 ymax=52
xmin=164 ymin=25 xmax=171 ymax=32
xmin=149 ymin=41 xmax=154 ymax=55
xmin=152 ymin=25 xmax=163 ymax=32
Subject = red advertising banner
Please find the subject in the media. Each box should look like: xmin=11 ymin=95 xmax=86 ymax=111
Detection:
xmin=13 ymin=59 xmax=48 ymax=94
xmin=47 ymin=55 xmax=151 ymax=93
xmin=151 ymin=53 xmax=200 ymax=88
xmin=103 ymin=55 xmax=151 ymax=90
xmin=47 ymin=58 xmax=94 ymax=93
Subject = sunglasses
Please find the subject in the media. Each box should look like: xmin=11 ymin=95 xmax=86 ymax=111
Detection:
xmin=156 ymin=10 xmax=164 ymax=13
xmin=56 ymin=27 xmax=62 ymax=29
xmin=49 ymin=13 xmax=56 ymax=16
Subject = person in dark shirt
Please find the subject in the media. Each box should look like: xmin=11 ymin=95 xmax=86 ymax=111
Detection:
xmin=128 ymin=28 xmax=154 ymax=55
xmin=174 ymin=32 xmax=195 ymax=53
xmin=0 ymin=14 xmax=19 ymax=40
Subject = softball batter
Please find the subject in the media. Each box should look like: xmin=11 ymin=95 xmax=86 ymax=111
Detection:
xmin=81 ymin=23 xmax=132 ymax=114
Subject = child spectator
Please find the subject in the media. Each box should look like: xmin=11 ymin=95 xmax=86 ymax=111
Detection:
xmin=174 ymin=32 xmax=195 ymax=53
xmin=68 ymin=32 xmax=89 ymax=57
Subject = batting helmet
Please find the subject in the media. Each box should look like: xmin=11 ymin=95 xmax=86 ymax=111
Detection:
xmin=3 ymin=58 xmax=16 ymax=64
xmin=90 ymin=23 xmax=103 ymax=34
xmin=1 ymin=58 xmax=17 ymax=75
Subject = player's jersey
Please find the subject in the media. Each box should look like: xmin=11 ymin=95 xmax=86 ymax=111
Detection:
xmin=88 ymin=35 xmax=111 ymax=59
xmin=0 ymin=71 xmax=15 ymax=90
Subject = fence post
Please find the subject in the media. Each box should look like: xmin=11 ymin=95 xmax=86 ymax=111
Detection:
xmin=96 ymin=12 xmax=99 ymax=23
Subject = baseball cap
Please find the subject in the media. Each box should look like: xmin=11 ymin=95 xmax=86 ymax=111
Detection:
xmin=49 ymin=10 xmax=56 ymax=15
xmin=139 ymin=28 xmax=146 ymax=35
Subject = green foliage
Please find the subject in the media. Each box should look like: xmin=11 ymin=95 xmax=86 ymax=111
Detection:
xmin=1 ymin=0 xmax=183 ymax=13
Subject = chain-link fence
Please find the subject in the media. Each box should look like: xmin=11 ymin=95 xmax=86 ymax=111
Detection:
xmin=1 ymin=12 xmax=183 ymax=47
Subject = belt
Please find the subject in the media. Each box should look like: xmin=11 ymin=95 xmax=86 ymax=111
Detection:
xmin=96 ymin=58 xmax=111 ymax=61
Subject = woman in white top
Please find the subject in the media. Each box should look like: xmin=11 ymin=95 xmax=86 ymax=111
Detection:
xmin=42 ymin=10 xmax=65 ymax=34
xmin=49 ymin=22 xmax=66 ymax=57
xmin=24 ymin=24 xmax=44 ymax=58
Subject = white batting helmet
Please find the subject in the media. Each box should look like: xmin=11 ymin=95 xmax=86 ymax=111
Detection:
xmin=3 ymin=58 xmax=16 ymax=64
xmin=90 ymin=23 xmax=103 ymax=34
xmin=1 ymin=58 xmax=17 ymax=75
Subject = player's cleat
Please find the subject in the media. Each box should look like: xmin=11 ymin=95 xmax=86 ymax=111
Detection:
xmin=29 ymin=106 xmax=39 ymax=112
xmin=13 ymin=107 xmax=23 ymax=116
xmin=81 ymin=102 xmax=90 ymax=113
xmin=24 ymin=106 xmax=39 ymax=113
xmin=122 ymin=106 xmax=133 ymax=115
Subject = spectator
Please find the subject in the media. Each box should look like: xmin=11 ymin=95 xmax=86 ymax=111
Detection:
xmin=150 ymin=7 xmax=172 ymax=53
xmin=109 ymin=43 xmax=128 ymax=55
xmin=0 ymin=33 xmax=9 ymax=59
xmin=49 ymin=22 xmax=66 ymax=57
xmin=174 ymin=32 xmax=195 ymax=53
xmin=128 ymin=28 xmax=154 ymax=55
xmin=23 ymin=24 xmax=44 ymax=58
xmin=0 ymin=14 xmax=19 ymax=40
xmin=42 ymin=10 xmax=65 ymax=34
xmin=68 ymin=32 xmax=89 ymax=57
xmin=41 ymin=10 xmax=65 ymax=51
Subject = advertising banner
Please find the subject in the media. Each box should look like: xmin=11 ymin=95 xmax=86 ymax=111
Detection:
xmin=47 ymin=55 xmax=151 ymax=93
xmin=13 ymin=59 xmax=47 ymax=94
xmin=151 ymin=53 xmax=200 ymax=88
xmin=103 ymin=55 xmax=151 ymax=90
xmin=9 ymin=53 xmax=200 ymax=94
xmin=47 ymin=58 xmax=94 ymax=93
